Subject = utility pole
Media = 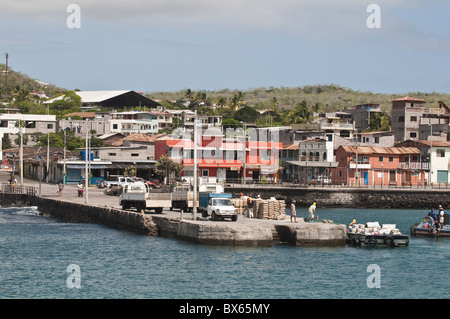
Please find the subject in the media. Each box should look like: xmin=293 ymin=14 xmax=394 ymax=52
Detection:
xmin=85 ymin=120 xmax=89 ymax=204
xmin=192 ymin=110 xmax=198 ymax=221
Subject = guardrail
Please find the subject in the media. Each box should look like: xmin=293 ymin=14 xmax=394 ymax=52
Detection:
xmin=224 ymin=180 xmax=450 ymax=190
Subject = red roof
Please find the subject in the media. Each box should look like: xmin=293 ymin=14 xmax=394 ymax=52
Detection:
xmin=390 ymin=96 xmax=425 ymax=102
xmin=340 ymin=145 xmax=420 ymax=155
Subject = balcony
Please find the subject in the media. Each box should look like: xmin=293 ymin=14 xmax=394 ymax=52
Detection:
xmin=399 ymin=162 xmax=430 ymax=170
xmin=350 ymin=163 xmax=371 ymax=169
xmin=300 ymin=155 xmax=320 ymax=161
xmin=320 ymin=123 xmax=354 ymax=130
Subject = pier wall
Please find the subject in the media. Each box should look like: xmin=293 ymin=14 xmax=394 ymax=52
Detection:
xmin=227 ymin=187 xmax=450 ymax=209
xmin=0 ymin=194 xmax=347 ymax=247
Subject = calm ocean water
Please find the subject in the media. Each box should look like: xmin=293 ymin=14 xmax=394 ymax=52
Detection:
xmin=0 ymin=205 xmax=449 ymax=299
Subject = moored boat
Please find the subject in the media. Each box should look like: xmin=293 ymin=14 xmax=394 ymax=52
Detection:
xmin=410 ymin=211 xmax=450 ymax=237
xmin=347 ymin=221 xmax=410 ymax=247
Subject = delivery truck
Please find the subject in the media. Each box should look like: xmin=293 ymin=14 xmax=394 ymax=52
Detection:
xmin=199 ymin=192 xmax=238 ymax=221
xmin=119 ymin=182 xmax=171 ymax=214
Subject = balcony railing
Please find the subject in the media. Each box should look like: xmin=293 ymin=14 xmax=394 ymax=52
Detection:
xmin=398 ymin=162 xmax=430 ymax=170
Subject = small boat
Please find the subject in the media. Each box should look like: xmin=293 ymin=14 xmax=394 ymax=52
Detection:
xmin=347 ymin=221 xmax=410 ymax=247
xmin=410 ymin=211 xmax=450 ymax=237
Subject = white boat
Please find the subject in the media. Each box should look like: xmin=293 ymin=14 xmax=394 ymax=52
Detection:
xmin=346 ymin=221 xmax=409 ymax=247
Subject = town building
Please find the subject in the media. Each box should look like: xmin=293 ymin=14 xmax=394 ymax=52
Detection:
xmin=154 ymin=128 xmax=282 ymax=184
xmin=109 ymin=111 xmax=159 ymax=135
xmin=391 ymin=97 xmax=450 ymax=143
xmin=345 ymin=103 xmax=384 ymax=133
xmin=45 ymin=90 xmax=161 ymax=111
xmin=0 ymin=113 xmax=57 ymax=162
xmin=396 ymin=139 xmax=450 ymax=184
xmin=334 ymin=145 xmax=424 ymax=187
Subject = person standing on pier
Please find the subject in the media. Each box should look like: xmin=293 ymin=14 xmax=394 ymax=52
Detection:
xmin=77 ymin=182 xmax=84 ymax=197
xmin=308 ymin=202 xmax=317 ymax=222
xmin=290 ymin=200 xmax=297 ymax=223
xmin=58 ymin=182 xmax=64 ymax=196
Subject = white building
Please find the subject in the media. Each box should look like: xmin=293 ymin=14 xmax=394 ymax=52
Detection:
xmin=0 ymin=113 xmax=56 ymax=161
xmin=109 ymin=111 xmax=159 ymax=135
xmin=430 ymin=141 xmax=450 ymax=184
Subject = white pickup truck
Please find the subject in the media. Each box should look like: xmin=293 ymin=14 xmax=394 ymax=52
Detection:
xmin=119 ymin=182 xmax=171 ymax=214
xmin=105 ymin=176 xmax=134 ymax=188
xmin=199 ymin=193 xmax=238 ymax=221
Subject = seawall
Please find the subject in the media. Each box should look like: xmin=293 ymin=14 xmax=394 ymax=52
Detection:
xmin=1 ymin=194 xmax=347 ymax=247
xmin=226 ymin=187 xmax=450 ymax=209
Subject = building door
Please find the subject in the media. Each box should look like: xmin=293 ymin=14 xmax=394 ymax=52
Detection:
xmin=363 ymin=171 xmax=369 ymax=185
xmin=389 ymin=170 xmax=396 ymax=184
xmin=437 ymin=170 xmax=449 ymax=183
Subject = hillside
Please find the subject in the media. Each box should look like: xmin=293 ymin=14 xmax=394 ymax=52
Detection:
xmin=2 ymin=63 xmax=450 ymax=124
xmin=0 ymin=63 xmax=65 ymax=103
xmin=146 ymin=84 xmax=450 ymax=113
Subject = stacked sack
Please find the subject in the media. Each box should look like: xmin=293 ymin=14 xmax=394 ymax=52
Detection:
xmin=348 ymin=223 xmax=365 ymax=234
xmin=253 ymin=197 xmax=287 ymax=220
xmin=364 ymin=222 xmax=381 ymax=235
xmin=231 ymin=198 xmax=247 ymax=215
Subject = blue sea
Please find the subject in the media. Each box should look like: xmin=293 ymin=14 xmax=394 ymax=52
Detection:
xmin=0 ymin=205 xmax=449 ymax=300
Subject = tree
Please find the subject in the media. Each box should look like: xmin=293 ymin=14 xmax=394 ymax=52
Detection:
xmin=234 ymin=106 xmax=259 ymax=123
xmin=154 ymin=155 xmax=183 ymax=184
xmin=49 ymin=91 xmax=81 ymax=115
xmin=368 ymin=112 xmax=391 ymax=131
xmin=32 ymin=130 xmax=85 ymax=151
xmin=228 ymin=91 xmax=246 ymax=110
xmin=123 ymin=166 xmax=136 ymax=177
xmin=287 ymin=100 xmax=311 ymax=124
xmin=222 ymin=118 xmax=242 ymax=130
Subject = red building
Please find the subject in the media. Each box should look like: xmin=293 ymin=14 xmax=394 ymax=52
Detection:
xmin=154 ymin=134 xmax=282 ymax=183
xmin=334 ymin=145 xmax=425 ymax=186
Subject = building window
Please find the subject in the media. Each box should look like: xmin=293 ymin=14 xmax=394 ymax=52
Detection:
xmin=389 ymin=157 xmax=394 ymax=162
xmin=113 ymin=124 xmax=118 ymax=129
xmin=436 ymin=149 xmax=445 ymax=158
xmin=108 ymin=153 xmax=116 ymax=156
xmin=399 ymin=116 xmax=404 ymax=123
xmin=202 ymin=169 xmax=209 ymax=177
xmin=47 ymin=123 xmax=53 ymax=129
xmin=374 ymin=137 xmax=380 ymax=143
xmin=131 ymin=153 xmax=139 ymax=157
xmin=379 ymin=156 xmax=384 ymax=162
xmin=410 ymin=116 xmax=417 ymax=122
xmin=410 ymin=132 xmax=417 ymax=138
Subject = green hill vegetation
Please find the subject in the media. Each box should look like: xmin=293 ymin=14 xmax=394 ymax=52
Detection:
xmin=2 ymin=62 xmax=449 ymax=130
xmin=0 ymin=63 xmax=65 ymax=114
xmin=147 ymin=85 xmax=450 ymax=128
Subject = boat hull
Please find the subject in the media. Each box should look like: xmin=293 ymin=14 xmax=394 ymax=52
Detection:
xmin=411 ymin=226 xmax=450 ymax=238
xmin=347 ymin=233 xmax=410 ymax=247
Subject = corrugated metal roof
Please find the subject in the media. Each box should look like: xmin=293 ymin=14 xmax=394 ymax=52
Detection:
xmin=283 ymin=144 xmax=299 ymax=150
xmin=340 ymin=145 xmax=420 ymax=155
xmin=390 ymin=96 xmax=425 ymax=102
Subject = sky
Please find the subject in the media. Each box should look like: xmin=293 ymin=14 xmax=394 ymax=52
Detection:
xmin=1 ymin=0 xmax=450 ymax=95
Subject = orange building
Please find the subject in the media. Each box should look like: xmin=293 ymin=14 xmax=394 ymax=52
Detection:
xmin=334 ymin=145 xmax=426 ymax=186
xmin=154 ymin=135 xmax=282 ymax=183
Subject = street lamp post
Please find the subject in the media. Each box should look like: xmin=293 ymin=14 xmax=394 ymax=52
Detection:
xmin=19 ymin=121 xmax=33 ymax=185
xmin=240 ymin=121 xmax=246 ymax=185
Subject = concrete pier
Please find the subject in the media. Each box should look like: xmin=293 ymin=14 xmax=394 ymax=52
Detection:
xmin=0 ymin=172 xmax=346 ymax=247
